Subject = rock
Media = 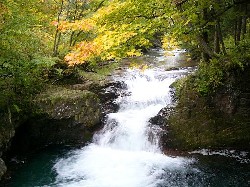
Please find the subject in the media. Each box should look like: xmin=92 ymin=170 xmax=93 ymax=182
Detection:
xmin=149 ymin=107 xmax=175 ymax=149
xmin=96 ymin=81 xmax=127 ymax=114
xmin=0 ymin=115 xmax=17 ymax=179
xmin=8 ymin=87 xmax=102 ymax=155
xmin=71 ymin=81 xmax=126 ymax=115
xmin=0 ymin=75 xmax=124 ymax=181
xmin=165 ymin=66 xmax=250 ymax=151
xmin=149 ymin=107 xmax=174 ymax=127
xmin=34 ymin=87 xmax=101 ymax=126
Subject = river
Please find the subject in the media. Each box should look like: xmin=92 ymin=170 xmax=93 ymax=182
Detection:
xmin=4 ymin=49 xmax=250 ymax=187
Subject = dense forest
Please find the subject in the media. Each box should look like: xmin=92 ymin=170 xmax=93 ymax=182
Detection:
xmin=0 ymin=0 xmax=249 ymax=117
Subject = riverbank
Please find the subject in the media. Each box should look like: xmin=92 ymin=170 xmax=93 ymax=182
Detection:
xmin=0 ymin=61 xmax=122 ymax=181
xmin=163 ymin=64 xmax=250 ymax=151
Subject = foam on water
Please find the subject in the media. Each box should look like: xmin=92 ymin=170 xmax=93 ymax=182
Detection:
xmin=53 ymin=66 xmax=192 ymax=187
xmin=54 ymin=145 xmax=190 ymax=187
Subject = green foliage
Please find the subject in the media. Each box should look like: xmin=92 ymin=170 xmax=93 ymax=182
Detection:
xmin=0 ymin=0 xmax=54 ymax=59
xmin=62 ymin=0 xmax=173 ymax=65
xmin=194 ymin=59 xmax=224 ymax=95
xmin=0 ymin=56 xmax=60 ymax=113
xmin=227 ymin=36 xmax=250 ymax=69
xmin=0 ymin=0 xmax=61 ymax=117
xmin=0 ymin=0 xmax=249 ymax=115
xmin=76 ymin=61 xmax=120 ymax=82
xmin=171 ymin=76 xmax=188 ymax=99
xmin=185 ymin=35 xmax=250 ymax=96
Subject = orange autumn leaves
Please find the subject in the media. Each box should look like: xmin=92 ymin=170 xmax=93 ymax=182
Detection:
xmin=57 ymin=19 xmax=95 ymax=32
xmin=51 ymin=0 xmax=143 ymax=66
xmin=64 ymin=41 xmax=100 ymax=66
xmin=51 ymin=18 xmax=97 ymax=66
xmin=64 ymin=30 xmax=139 ymax=66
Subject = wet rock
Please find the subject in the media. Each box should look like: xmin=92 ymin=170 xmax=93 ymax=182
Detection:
xmin=0 ymin=115 xmax=17 ymax=179
xmin=70 ymin=81 xmax=126 ymax=117
xmin=149 ymin=107 xmax=174 ymax=127
xmin=97 ymin=81 xmax=127 ymax=114
xmin=149 ymin=107 xmax=175 ymax=149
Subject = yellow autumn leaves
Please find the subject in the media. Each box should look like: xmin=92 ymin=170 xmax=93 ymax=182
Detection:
xmin=162 ymin=35 xmax=179 ymax=51
xmin=55 ymin=0 xmax=144 ymax=66
xmin=65 ymin=29 xmax=140 ymax=66
xmin=0 ymin=3 xmax=7 ymax=29
xmin=57 ymin=19 xmax=95 ymax=32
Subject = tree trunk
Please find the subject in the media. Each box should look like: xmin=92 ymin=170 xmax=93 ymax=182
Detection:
xmin=72 ymin=30 xmax=84 ymax=46
xmin=234 ymin=20 xmax=238 ymax=45
xmin=242 ymin=16 xmax=247 ymax=37
xmin=53 ymin=32 xmax=61 ymax=57
xmin=217 ymin=20 xmax=226 ymax=55
xmin=198 ymin=34 xmax=214 ymax=62
xmin=236 ymin=16 xmax=242 ymax=42
xmin=242 ymin=3 xmax=247 ymax=38
xmin=7 ymin=106 xmax=12 ymax=125
xmin=69 ymin=31 xmax=75 ymax=47
xmin=53 ymin=0 xmax=64 ymax=56
xmin=214 ymin=24 xmax=220 ymax=54
xmin=200 ymin=8 xmax=213 ymax=62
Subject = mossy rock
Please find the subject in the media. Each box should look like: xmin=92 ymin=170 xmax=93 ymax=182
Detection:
xmin=165 ymin=69 xmax=250 ymax=151
xmin=34 ymin=87 xmax=101 ymax=127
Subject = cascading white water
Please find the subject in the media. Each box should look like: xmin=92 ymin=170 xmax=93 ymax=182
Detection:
xmin=94 ymin=69 xmax=175 ymax=153
xmin=53 ymin=61 xmax=192 ymax=187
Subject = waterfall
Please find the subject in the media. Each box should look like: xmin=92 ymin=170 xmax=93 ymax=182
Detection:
xmin=53 ymin=57 xmax=192 ymax=187
xmin=6 ymin=50 xmax=249 ymax=187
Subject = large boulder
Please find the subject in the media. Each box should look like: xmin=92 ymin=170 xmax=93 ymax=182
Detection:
xmin=9 ymin=87 xmax=101 ymax=154
xmin=35 ymin=87 xmax=101 ymax=126
xmin=157 ymin=67 xmax=250 ymax=151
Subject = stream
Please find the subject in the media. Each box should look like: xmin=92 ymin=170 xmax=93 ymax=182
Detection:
xmin=4 ymin=49 xmax=250 ymax=187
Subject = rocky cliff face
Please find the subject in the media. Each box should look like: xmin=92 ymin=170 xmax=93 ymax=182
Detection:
xmin=10 ymin=88 xmax=101 ymax=153
xmin=35 ymin=87 xmax=101 ymax=127
xmin=153 ymin=67 xmax=250 ymax=151
xmin=0 ymin=114 xmax=17 ymax=180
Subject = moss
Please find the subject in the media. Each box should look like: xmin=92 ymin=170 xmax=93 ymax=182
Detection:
xmin=170 ymin=76 xmax=188 ymax=99
xmin=33 ymin=86 xmax=101 ymax=126
xmin=167 ymin=70 xmax=250 ymax=151
xmin=168 ymin=95 xmax=218 ymax=149
xmin=77 ymin=61 xmax=120 ymax=83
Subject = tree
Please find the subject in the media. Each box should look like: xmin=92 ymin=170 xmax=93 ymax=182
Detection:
xmin=60 ymin=0 xmax=173 ymax=65
xmin=0 ymin=0 xmax=58 ymax=119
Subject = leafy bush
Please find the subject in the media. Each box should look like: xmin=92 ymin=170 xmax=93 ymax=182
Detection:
xmin=188 ymin=35 xmax=250 ymax=96
xmin=194 ymin=58 xmax=224 ymax=96
xmin=0 ymin=56 xmax=59 ymax=113
xmin=227 ymin=36 xmax=250 ymax=69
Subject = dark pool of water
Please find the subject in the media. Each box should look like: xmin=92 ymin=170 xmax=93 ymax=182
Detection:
xmin=2 ymin=146 xmax=250 ymax=187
